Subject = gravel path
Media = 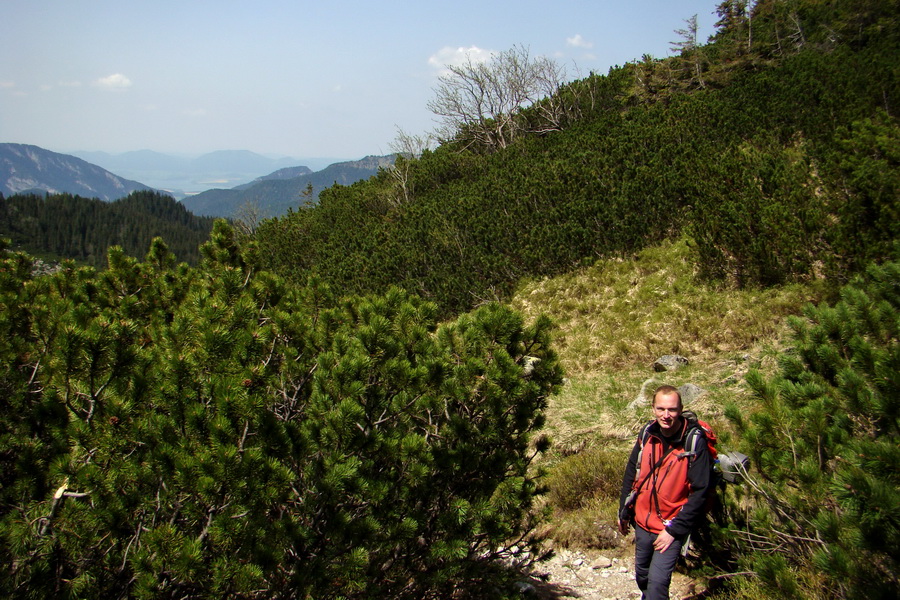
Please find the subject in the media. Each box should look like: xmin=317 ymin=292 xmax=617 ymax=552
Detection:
xmin=521 ymin=545 xmax=700 ymax=600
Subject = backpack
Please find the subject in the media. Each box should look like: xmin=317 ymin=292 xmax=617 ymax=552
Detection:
xmin=681 ymin=410 xmax=718 ymax=464
xmin=680 ymin=411 xmax=750 ymax=487
xmin=632 ymin=410 xmax=720 ymax=516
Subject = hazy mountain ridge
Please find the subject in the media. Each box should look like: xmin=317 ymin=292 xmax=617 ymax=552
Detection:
xmin=70 ymin=149 xmax=344 ymax=198
xmin=234 ymin=165 xmax=315 ymax=190
xmin=1 ymin=143 xmax=152 ymax=201
xmin=182 ymin=154 xmax=395 ymax=218
xmin=1 ymin=144 xmax=392 ymax=218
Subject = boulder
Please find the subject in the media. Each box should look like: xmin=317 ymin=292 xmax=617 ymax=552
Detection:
xmin=628 ymin=378 xmax=657 ymax=410
xmin=677 ymin=383 xmax=705 ymax=405
xmin=652 ymin=355 xmax=689 ymax=372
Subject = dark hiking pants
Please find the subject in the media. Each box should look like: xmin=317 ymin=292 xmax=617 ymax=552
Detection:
xmin=634 ymin=525 xmax=686 ymax=600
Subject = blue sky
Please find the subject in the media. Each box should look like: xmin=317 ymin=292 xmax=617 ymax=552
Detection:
xmin=1 ymin=0 xmax=718 ymax=160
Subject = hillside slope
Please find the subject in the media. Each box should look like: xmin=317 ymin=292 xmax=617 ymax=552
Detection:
xmin=515 ymin=237 xmax=898 ymax=600
xmin=0 ymin=190 xmax=216 ymax=266
xmin=508 ymin=237 xmax=827 ymax=447
xmin=252 ymin=0 xmax=900 ymax=318
xmin=1 ymin=143 xmax=152 ymax=201
xmin=182 ymin=155 xmax=394 ymax=217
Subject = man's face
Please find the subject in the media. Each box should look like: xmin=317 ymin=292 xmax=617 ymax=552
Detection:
xmin=653 ymin=392 xmax=683 ymax=435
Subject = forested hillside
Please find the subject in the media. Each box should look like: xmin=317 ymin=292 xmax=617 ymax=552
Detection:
xmin=254 ymin=0 xmax=899 ymax=318
xmin=0 ymin=190 xmax=216 ymax=266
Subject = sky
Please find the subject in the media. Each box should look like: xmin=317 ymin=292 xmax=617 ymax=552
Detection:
xmin=1 ymin=0 xmax=719 ymax=161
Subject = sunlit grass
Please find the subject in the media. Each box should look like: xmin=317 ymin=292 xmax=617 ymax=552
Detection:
xmin=513 ymin=237 xmax=828 ymax=554
xmin=512 ymin=238 xmax=826 ymax=377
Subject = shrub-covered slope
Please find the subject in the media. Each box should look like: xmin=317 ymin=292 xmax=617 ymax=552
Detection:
xmin=0 ymin=224 xmax=561 ymax=599
xmin=254 ymin=0 xmax=899 ymax=318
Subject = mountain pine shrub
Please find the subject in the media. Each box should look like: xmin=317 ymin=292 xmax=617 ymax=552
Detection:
xmin=724 ymin=258 xmax=900 ymax=599
xmin=0 ymin=222 xmax=563 ymax=599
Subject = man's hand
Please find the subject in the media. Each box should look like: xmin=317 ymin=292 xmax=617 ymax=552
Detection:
xmin=617 ymin=519 xmax=629 ymax=536
xmin=653 ymin=529 xmax=675 ymax=553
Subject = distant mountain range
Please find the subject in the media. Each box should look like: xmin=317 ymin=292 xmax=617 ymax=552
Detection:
xmin=181 ymin=155 xmax=395 ymax=218
xmin=70 ymin=149 xmax=342 ymax=199
xmin=1 ymin=143 xmax=152 ymax=201
xmin=1 ymin=143 xmax=395 ymax=219
xmin=234 ymin=165 xmax=314 ymax=189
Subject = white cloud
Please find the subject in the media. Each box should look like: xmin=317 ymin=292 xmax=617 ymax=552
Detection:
xmin=58 ymin=80 xmax=82 ymax=88
xmin=0 ymin=81 xmax=26 ymax=97
xmin=566 ymin=34 xmax=594 ymax=49
xmin=182 ymin=108 xmax=207 ymax=117
xmin=428 ymin=45 xmax=494 ymax=76
xmin=94 ymin=73 xmax=132 ymax=91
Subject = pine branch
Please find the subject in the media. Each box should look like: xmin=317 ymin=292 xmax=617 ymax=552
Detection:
xmin=37 ymin=479 xmax=90 ymax=536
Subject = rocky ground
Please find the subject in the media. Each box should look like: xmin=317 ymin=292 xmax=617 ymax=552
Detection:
xmin=520 ymin=544 xmax=702 ymax=600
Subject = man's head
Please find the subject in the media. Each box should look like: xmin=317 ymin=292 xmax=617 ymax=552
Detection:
xmin=652 ymin=385 xmax=683 ymax=435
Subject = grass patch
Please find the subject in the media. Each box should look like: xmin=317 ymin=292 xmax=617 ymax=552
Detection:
xmin=513 ymin=237 xmax=828 ymax=557
xmin=537 ymin=497 xmax=621 ymax=551
xmin=511 ymin=237 xmax=826 ymax=377
xmin=543 ymin=444 xmax=626 ymax=510
xmin=515 ymin=237 xmax=825 ymax=451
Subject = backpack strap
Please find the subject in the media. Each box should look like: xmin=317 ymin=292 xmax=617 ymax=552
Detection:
xmin=631 ymin=422 xmax=654 ymax=490
xmin=678 ymin=425 xmax=705 ymax=461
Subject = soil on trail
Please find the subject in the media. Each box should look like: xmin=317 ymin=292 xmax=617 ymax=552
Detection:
xmin=522 ymin=542 xmax=702 ymax=600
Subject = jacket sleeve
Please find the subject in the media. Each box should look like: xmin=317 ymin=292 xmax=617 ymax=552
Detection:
xmin=618 ymin=439 xmax=641 ymax=511
xmin=665 ymin=437 xmax=711 ymax=537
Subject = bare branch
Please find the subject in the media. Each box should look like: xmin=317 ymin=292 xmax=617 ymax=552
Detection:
xmin=233 ymin=199 xmax=268 ymax=237
xmin=387 ymin=127 xmax=435 ymax=205
xmin=427 ymin=45 xmax=570 ymax=151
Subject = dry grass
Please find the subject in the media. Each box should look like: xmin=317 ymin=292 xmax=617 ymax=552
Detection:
xmin=512 ymin=237 xmax=827 ymax=549
xmin=512 ymin=238 xmax=825 ymax=378
xmin=536 ymin=497 xmax=621 ymax=550
xmin=512 ymin=237 xmax=825 ymax=447
xmin=542 ymin=444 xmax=625 ymax=510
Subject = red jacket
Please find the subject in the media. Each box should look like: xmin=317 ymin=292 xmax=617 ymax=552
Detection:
xmin=620 ymin=417 xmax=711 ymax=536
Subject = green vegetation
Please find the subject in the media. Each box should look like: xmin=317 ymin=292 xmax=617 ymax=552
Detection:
xmin=0 ymin=224 xmax=561 ymax=598
xmin=1 ymin=1 xmax=898 ymax=598
xmin=0 ymin=190 xmax=216 ymax=267
xmin=509 ymin=237 xmax=822 ymax=555
xmin=728 ymin=260 xmax=900 ymax=599
xmin=254 ymin=0 xmax=899 ymax=317
xmin=510 ymin=238 xmax=827 ymax=444
xmin=510 ymin=239 xmax=898 ymax=599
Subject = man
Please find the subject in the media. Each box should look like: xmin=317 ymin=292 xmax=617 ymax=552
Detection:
xmin=618 ymin=385 xmax=710 ymax=600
